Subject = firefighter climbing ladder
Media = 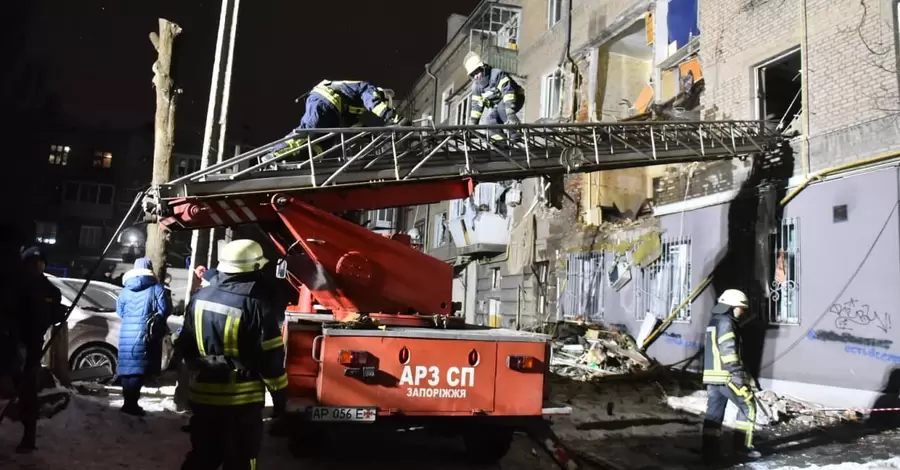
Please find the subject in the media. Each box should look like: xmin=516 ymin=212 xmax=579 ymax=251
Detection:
xmin=155 ymin=121 xmax=782 ymax=201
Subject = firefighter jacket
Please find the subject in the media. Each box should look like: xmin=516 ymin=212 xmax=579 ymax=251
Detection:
xmin=469 ymin=66 xmax=523 ymax=125
xmin=702 ymin=303 xmax=748 ymax=385
xmin=177 ymin=271 xmax=289 ymax=407
xmin=311 ymin=80 xmax=396 ymax=123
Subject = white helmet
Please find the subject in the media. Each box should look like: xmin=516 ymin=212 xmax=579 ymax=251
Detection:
xmin=718 ymin=289 xmax=749 ymax=308
xmin=218 ymin=239 xmax=269 ymax=274
xmin=378 ymin=87 xmax=395 ymax=108
xmin=464 ymin=51 xmax=485 ymax=75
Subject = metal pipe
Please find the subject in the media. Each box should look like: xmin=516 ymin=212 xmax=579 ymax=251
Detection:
xmin=781 ymin=149 xmax=900 ymax=206
xmin=559 ymin=0 xmax=578 ymax=120
xmin=425 ymin=63 xmax=439 ymax=121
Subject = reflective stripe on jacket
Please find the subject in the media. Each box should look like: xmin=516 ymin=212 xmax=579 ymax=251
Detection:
xmin=702 ymin=303 xmax=747 ymax=385
xmin=469 ymin=67 xmax=523 ymax=122
xmin=311 ymin=80 xmax=394 ymax=120
xmin=178 ymin=272 xmax=288 ymax=406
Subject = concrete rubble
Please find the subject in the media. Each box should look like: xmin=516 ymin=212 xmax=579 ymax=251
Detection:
xmin=546 ymin=321 xmax=655 ymax=380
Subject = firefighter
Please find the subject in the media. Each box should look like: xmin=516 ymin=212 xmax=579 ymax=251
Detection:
xmin=464 ymin=51 xmax=525 ymax=146
xmin=177 ymin=240 xmax=289 ymax=470
xmin=701 ymin=289 xmax=761 ymax=462
xmin=264 ymin=80 xmax=404 ymax=164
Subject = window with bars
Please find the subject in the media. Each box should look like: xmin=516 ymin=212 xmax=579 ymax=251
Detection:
xmin=634 ymin=238 xmax=693 ymax=322
xmin=557 ymin=252 xmax=604 ymax=322
xmin=768 ymin=218 xmax=800 ymax=324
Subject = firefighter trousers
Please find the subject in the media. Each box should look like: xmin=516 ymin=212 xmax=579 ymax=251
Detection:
xmin=703 ymin=382 xmax=757 ymax=450
xmin=180 ymin=402 xmax=263 ymax=470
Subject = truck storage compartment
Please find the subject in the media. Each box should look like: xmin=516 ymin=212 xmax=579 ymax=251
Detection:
xmin=316 ymin=327 xmax=548 ymax=416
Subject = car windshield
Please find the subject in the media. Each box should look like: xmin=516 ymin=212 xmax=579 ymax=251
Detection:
xmin=61 ymin=280 xmax=120 ymax=312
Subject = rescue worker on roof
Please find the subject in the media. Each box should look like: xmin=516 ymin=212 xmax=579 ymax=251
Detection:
xmin=701 ymin=289 xmax=761 ymax=463
xmin=177 ymin=240 xmax=289 ymax=470
xmin=263 ymin=80 xmax=405 ymax=164
xmin=464 ymin=51 xmax=525 ymax=146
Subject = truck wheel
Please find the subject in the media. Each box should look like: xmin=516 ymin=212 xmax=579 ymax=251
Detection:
xmin=462 ymin=427 xmax=513 ymax=464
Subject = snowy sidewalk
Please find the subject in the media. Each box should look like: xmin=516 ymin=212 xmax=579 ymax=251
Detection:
xmin=1 ymin=377 xmax=899 ymax=469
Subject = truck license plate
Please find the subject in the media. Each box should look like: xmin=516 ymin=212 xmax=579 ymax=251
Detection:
xmin=309 ymin=406 xmax=377 ymax=423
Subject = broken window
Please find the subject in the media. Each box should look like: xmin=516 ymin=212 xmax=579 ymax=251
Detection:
xmin=635 ymin=238 xmax=692 ymax=322
xmin=491 ymin=267 xmax=501 ymax=290
xmin=488 ymin=298 xmax=502 ymax=328
xmin=768 ymin=218 xmax=800 ymax=324
xmin=431 ymin=211 xmax=449 ymax=248
xmin=755 ymin=48 xmax=802 ymax=136
xmin=534 ymin=261 xmax=550 ymax=318
xmin=557 ymin=252 xmax=604 ymax=322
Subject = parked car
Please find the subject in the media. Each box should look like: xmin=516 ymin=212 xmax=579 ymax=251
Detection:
xmin=45 ymin=274 xmax=183 ymax=382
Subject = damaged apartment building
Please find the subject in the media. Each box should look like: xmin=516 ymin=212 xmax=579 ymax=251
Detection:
xmin=395 ymin=0 xmax=900 ymax=408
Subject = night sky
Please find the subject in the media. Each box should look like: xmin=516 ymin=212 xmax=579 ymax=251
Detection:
xmin=24 ymin=0 xmax=480 ymax=142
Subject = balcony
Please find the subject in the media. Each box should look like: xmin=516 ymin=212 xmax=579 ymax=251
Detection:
xmin=467 ymin=3 xmax=520 ymax=75
xmin=446 ymin=182 xmax=512 ymax=257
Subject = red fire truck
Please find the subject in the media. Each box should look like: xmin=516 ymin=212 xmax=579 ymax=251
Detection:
xmin=144 ymin=120 xmax=779 ymax=466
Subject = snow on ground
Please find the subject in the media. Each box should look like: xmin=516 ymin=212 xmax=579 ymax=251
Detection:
xmin=765 ymin=457 xmax=900 ymax=469
xmin=0 ymin=385 xmax=555 ymax=469
xmin=1 ymin=375 xmax=899 ymax=469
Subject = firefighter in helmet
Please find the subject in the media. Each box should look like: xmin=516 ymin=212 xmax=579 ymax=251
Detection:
xmin=701 ymin=289 xmax=761 ymax=462
xmin=178 ymin=239 xmax=289 ymax=470
xmin=464 ymin=51 xmax=525 ymax=146
xmin=263 ymin=80 xmax=404 ymax=165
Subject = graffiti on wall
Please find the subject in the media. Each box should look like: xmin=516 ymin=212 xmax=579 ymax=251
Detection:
xmin=829 ymin=299 xmax=892 ymax=333
xmin=663 ymin=332 xmax=701 ymax=349
xmin=806 ymin=329 xmax=893 ymax=350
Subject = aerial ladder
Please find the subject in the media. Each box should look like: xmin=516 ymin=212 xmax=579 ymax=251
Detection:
xmin=142 ymin=120 xmax=782 ymax=468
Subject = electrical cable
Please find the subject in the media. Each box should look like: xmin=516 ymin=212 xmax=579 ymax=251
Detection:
xmin=0 ymin=190 xmax=149 ymax=426
xmin=758 ymin=200 xmax=899 ymax=373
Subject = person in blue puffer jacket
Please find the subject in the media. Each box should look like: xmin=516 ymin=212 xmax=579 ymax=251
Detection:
xmin=116 ymin=257 xmax=172 ymax=416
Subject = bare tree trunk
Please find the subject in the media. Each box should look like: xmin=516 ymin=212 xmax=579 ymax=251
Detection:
xmin=145 ymin=18 xmax=182 ymax=281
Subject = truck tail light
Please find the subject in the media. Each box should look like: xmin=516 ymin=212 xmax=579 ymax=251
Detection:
xmin=338 ymin=350 xmax=369 ymax=367
xmin=507 ymin=355 xmax=538 ymax=371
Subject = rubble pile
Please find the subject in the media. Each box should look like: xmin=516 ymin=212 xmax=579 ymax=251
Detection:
xmin=752 ymin=389 xmax=847 ymax=427
xmin=548 ymin=321 xmax=654 ymax=380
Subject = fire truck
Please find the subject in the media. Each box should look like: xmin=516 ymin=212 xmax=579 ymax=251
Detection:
xmin=142 ymin=120 xmax=781 ymax=466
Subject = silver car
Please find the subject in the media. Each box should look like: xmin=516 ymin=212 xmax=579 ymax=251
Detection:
xmin=45 ymin=275 xmax=183 ymax=382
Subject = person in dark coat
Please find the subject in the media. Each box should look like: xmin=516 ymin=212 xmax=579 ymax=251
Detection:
xmin=116 ymin=257 xmax=172 ymax=416
xmin=13 ymin=246 xmax=64 ymax=453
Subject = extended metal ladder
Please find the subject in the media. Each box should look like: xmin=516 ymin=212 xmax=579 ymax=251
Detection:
xmin=157 ymin=120 xmax=783 ymax=201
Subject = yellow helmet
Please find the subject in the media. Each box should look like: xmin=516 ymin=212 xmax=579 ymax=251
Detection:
xmin=718 ymin=289 xmax=749 ymax=308
xmin=464 ymin=51 xmax=485 ymax=75
xmin=217 ymin=239 xmax=268 ymax=274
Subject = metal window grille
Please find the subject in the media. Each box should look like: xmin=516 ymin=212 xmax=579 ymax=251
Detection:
xmin=768 ymin=218 xmax=800 ymax=324
xmin=634 ymin=238 xmax=693 ymax=322
xmin=557 ymin=252 xmax=604 ymax=322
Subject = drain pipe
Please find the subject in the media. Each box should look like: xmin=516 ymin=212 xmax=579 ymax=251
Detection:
xmin=425 ymin=63 xmax=439 ymax=123
xmin=422 ymin=63 xmax=439 ymax=250
xmin=559 ymin=0 xmax=579 ymax=120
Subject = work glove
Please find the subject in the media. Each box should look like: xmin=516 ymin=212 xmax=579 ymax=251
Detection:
xmin=387 ymin=114 xmax=407 ymax=127
xmin=468 ymin=118 xmax=479 ymax=126
xmin=271 ymin=388 xmax=287 ymax=419
xmin=729 ymin=374 xmax=744 ymax=388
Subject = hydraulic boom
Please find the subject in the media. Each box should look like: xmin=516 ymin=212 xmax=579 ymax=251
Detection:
xmin=143 ymin=120 xmax=782 ymax=319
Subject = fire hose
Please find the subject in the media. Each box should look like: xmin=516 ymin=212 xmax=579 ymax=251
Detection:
xmin=0 ymin=190 xmax=148 ymax=427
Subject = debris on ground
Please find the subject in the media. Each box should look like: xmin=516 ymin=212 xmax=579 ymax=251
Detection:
xmin=665 ymin=387 xmax=848 ymax=428
xmin=547 ymin=320 xmax=655 ymax=380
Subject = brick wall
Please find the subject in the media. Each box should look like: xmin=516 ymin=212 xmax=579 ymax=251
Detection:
xmin=700 ymin=0 xmax=899 ymax=174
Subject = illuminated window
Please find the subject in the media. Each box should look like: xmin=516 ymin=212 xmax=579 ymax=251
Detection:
xmin=93 ymin=151 xmax=113 ymax=168
xmin=49 ymin=145 xmax=70 ymax=166
xmin=35 ymin=221 xmax=58 ymax=245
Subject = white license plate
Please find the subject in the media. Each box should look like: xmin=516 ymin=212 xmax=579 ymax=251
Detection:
xmin=308 ymin=406 xmax=377 ymax=423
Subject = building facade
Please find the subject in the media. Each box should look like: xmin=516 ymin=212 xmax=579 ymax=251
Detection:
xmin=396 ymin=0 xmax=900 ymax=407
